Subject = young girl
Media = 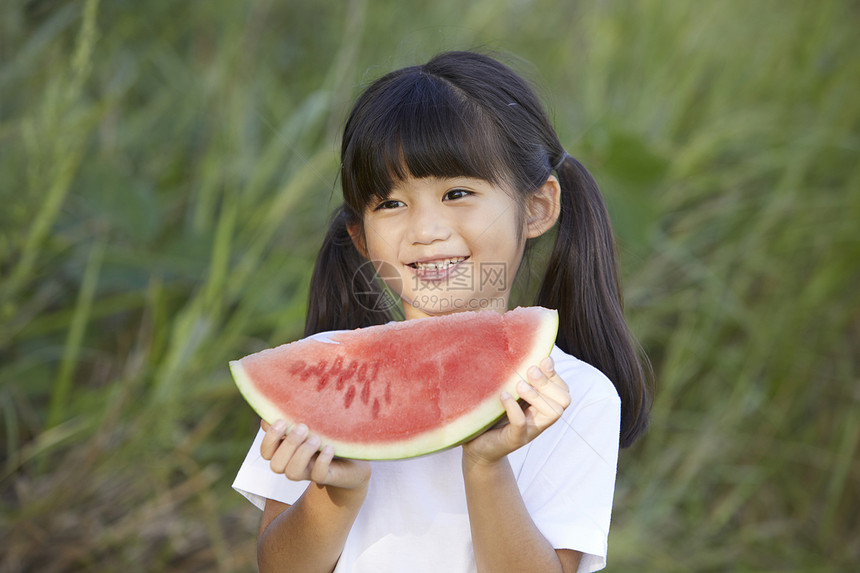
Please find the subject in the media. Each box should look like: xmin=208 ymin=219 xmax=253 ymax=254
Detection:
xmin=233 ymin=51 xmax=650 ymax=573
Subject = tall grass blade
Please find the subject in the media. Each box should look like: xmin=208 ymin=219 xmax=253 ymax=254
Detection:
xmin=46 ymin=240 xmax=105 ymax=429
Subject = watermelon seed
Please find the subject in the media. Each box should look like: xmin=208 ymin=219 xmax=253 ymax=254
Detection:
xmin=289 ymin=360 xmax=307 ymax=379
xmin=337 ymin=361 xmax=358 ymax=390
xmin=344 ymin=385 xmax=356 ymax=408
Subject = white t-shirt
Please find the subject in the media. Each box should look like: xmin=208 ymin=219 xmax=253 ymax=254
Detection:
xmin=233 ymin=345 xmax=621 ymax=573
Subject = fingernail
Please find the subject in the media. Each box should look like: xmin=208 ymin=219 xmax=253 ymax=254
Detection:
xmin=517 ymin=379 xmax=531 ymax=393
xmin=292 ymin=423 xmax=308 ymax=437
xmin=500 ymin=391 xmax=512 ymax=400
xmin=528 ymin=365 xmax=541 ymax=379
xmin=541 ymin=356 xmax=555 ymax=373
xmin=272 ymin=419 xmax=286 ymax=433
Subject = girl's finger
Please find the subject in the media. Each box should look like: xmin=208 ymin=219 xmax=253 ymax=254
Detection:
xmin=533 ymin=357 xmax=570 ymax=400
xmin=528 ymin=357 xmax=570 ymax=409
xmin=283 ymin=433 xmax=322 ymax=481
xmin=267 ymin=423 xmax=308 ymax=472
xmin=260 ymin=419 xmax=288 ymax=460
xmin=540 ymin=357 xmax=568 ymax=390
xmin=502 ymin=391 xmax=526 ymax=426
xmin=309 ymin=445 xmax=335 ymax=484
xmin=527 ymin=363 xmax=571 ymax=409
xmin=501 ymin=391 xmax=529 ymax=443
xmin=517 ymin=379 xmax=566 ymax=423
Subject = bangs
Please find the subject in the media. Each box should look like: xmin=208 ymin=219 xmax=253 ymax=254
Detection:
xmin=341 ymin=71 xmax=510 ymax=212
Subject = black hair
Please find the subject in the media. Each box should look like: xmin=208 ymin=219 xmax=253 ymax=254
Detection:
xmin=305 ymin=51 xmax=650 ymax=447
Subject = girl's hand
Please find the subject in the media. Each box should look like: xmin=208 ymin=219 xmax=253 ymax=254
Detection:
xmin=260 ymin=420 xmax=371 ymax=490
xmin=462 ymin=356 xmax=571 ymax=466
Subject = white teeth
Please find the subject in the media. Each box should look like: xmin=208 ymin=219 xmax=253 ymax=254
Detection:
xmin=412 ymin=257 xmax=465 ymax=270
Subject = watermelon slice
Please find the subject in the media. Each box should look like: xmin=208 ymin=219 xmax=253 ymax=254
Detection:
xmin=229 ymin=306 xmax=558 ymax=460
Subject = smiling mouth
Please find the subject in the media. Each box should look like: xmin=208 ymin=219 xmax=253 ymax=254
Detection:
xmin=407 ymin=257 xmax=468 ymax=271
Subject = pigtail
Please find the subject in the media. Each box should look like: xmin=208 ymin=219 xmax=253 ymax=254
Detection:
xmin=537 ymin=154 xmax=651 ymax=448
xmin=304 ymin=205 xmax=393 ymax=336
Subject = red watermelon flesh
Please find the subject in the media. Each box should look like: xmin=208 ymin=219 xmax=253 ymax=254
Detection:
xmin=230 ymin=306 xmax=558 ymax=460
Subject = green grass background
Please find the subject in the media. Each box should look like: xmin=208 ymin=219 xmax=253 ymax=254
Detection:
xmin=1 ymin=0 xmax=858 ymax=571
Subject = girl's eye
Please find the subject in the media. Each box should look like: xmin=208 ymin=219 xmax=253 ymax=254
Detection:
xmin=373 ymin=199 xmax=405 ymax=211
xmin=444 ymin=188 xmax=473 ymax=201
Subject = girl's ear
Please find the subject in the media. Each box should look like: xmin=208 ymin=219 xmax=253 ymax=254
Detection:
xmin=347 ymin=223 xmax=368 ymax=258
xmin=525 ymin=175 xmax=562 ymax=239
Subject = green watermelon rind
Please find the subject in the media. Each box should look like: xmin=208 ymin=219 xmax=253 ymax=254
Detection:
xmin=230 ymin=307 xmax=559 ymax=461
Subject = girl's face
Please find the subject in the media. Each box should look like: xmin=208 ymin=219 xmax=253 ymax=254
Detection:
xmin=356 ymin=175 xmax=560 ymax=321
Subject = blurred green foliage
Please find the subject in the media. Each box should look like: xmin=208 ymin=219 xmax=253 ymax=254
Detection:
xmin=1 ymin=0 xmax=858 ymax=571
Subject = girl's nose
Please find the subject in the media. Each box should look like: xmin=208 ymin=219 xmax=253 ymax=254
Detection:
xmin=408 ymin=205 xmax=451 ymax=245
